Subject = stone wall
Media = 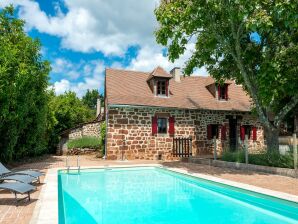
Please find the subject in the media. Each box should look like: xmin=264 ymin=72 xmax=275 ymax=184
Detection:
xmin=106 ymin=106 xmax=264 ymax=160
xmin=69 ymin=122 xmax=101 ymax=140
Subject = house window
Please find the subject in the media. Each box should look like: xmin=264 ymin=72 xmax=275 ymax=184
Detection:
xmin=207 ymin=124 xmax=219 ymax=139
xmin=157 ymin=118 xmax=167 ymax=134
xmin=157 ymin=80 xmax=167 ymax=96
xmin=217 ymin=84 xmax=228 ymax=100
xmin=244 ymin=125 xmax=251 ymax=139
xmin=240 ymin=125 xmax=252 ymax=140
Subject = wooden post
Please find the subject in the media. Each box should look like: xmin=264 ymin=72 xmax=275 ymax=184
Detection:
xmin=245 ymin=134 xmax=248 ymax=164
xmin=213 ymin=136 xmax=217 ymax=160
xmin=293 ymin=133 xmax=297 ymax=170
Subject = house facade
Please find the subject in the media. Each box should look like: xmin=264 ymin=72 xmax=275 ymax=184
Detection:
xmin=104 ymin=66 xmax=265 ymax=160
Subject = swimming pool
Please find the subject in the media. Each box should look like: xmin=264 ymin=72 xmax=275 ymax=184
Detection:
xmin=58 ymin=167 xmax=298 ymax=224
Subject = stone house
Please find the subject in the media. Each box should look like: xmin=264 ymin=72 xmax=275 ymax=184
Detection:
xmin=104 ymin=66 xmax=264 ymax=160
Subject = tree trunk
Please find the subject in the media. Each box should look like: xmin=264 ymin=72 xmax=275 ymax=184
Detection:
xmin=264 ymin=127 xmax=279 ymax=151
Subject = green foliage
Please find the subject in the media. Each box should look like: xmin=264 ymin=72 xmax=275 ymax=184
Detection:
xmin=0 ymin=6 xmax=102 ymax=161
xmin=100 ymin=122 xmax=106 ymax=154
xmin=82 ymin=89 xmax=102 ymax=109
xmin=155 ymin=0 xmax=298 ymax=149
xmin=67 ymin=137 xmax=101 ymax=149
xmin=0 ymin=6 xmax=50 ymax=162
xmin=221 ymin=150 xmax=246 ymax=163
xmin=221 ymin=150 xmax=294 ymax=169
xmin=47 ymin=91 xmax=95 ymax=153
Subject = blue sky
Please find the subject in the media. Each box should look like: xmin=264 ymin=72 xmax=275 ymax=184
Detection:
xmin=0 ymin=0 xmax=207 ymax=97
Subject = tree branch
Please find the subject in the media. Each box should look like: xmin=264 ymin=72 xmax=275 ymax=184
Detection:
xmin=274 ymin=94 xmax=298 ymax=127
xmin=228 ymin=17 xmax=273 ymax=130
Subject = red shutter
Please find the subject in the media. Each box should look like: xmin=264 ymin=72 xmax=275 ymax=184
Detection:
xmin=252 ymin=126 xmax=257 ymax=141
xmin=221 ymin=125 xmax=226 ymax=140
xmin=240 ymin=125 xmax=245 ymax=141
xmin=166 ymin=80 xmax=169 ymax=97
xmin=217 ymin=85 xmax=221 ymax=100
xmin=225 ymin=84 xmax=228 ymax=100
xmin=169 ymin=116 xmax=175 ymax=135
xmin=207 ymin=124 xmax=212 ymax=140
xmin=152 ymin=116 xmax=157 ymax=135
xmin=156 ymin=81 xmax=159 ymax=95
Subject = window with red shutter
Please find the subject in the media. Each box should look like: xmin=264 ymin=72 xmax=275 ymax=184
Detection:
xmin=207 ymin=124 xmax=219 ymax=139
xmin=225 ymin=84 xmax=228 ymax=100
xmin=240 ymin=125 xmax=245 ymax=141
xmin=218 ymin=84 xmax=228 ymax=100
xmin=221 ymin=125 xmax=226 ymax=140
xmin=165 ymin=80 xmax=169 ymax=97
xmin=207 ymin=124 xmax=212 ymax=140
xmin=252 ymin=126 xmax=257 ymax=141
xmin=169 ymin=116 xmax=175 ymax=135
xmin=152 ymin=116 xmax=157 ymax=135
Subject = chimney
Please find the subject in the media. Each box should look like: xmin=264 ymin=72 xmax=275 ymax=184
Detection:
xmin=170 ymin=67 xmax=182 ymax=82
xmin=96 ymin=98 xmax=101 ymax=117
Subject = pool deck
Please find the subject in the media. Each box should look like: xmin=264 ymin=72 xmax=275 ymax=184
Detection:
xmin=0 ymin=155 xmax=297 ymax=224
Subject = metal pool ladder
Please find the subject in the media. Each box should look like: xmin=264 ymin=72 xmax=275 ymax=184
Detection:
xmin=65 ymin=156 xmax=81 ymax=173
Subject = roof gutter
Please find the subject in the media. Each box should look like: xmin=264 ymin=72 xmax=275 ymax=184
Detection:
xmin=107 ymin=104 xmax=251 ymax=113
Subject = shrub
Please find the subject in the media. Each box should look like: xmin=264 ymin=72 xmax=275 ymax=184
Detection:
xmin=67 ymin=137 xmax=101 ymax=150
xmin=99 ymin=122 xmax=106 ymax=154
xmin=221 ymin=150 xmax=245 ymax=163
xmin=220 ymin=150 xmax=294 ymax=169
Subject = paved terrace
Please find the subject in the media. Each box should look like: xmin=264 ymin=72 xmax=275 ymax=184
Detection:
xmin=0 ymin=155 xmax=297 ymax=224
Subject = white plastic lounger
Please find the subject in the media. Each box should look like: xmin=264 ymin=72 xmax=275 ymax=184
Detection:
xmin=0 ymin=182 xmax=35 ymax=203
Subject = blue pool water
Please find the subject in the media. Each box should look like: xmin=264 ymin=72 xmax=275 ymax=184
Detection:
xmin=58 ymin=167 xmax=298 ymax=224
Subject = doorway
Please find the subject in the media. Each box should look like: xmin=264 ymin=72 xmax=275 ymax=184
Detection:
xmin=229 ymin=118 xmax=237 ymax=151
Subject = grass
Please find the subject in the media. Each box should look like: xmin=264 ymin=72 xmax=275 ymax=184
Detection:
xmin=220 ymin=150 xmax=294 ymax=169
xmin=67 ymin=136 xmax=102 ymax=150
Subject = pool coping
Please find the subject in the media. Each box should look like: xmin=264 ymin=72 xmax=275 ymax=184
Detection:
xmin=30 ymin=164 xmax=298 ymax=224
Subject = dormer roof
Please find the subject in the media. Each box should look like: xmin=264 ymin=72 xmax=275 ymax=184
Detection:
xmin=147 ymin=66 xmax=172 ymax=81
xmin=204 ymin=77 xmax=233 ymax=87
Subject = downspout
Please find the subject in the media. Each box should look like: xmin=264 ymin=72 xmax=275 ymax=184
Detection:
xmin=104 ymin=108 xmax=108 ymax=160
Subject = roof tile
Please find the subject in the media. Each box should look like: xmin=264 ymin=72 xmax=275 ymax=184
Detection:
xmin=105 ymin=67 xmax=252 ymax=111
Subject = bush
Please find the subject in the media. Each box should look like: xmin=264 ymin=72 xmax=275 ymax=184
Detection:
xmin=220 ymin=150 xmax=294 ymax=169
xmin=67 ymin=137 xmax=101 ymax=150
xmin=99 ymin=122 xmax=106 ymax=154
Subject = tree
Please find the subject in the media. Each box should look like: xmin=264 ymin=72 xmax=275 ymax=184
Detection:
xmin=47 ymin=91 xmax=94 ymax=153
xmin=155 ymin=0 xmax=298 ymax=150
xmin=0 ymin=6 xmax=50 ymax=161
xmin=82 ymin=89 xmax=102 ymax=109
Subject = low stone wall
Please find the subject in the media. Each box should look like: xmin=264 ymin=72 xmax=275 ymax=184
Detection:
xmin=67 ymin=148 xmax=97 ymax=155
xmin=185 ymin=157 xmax=298 ymax=178
xmin=69 ymin=122 xmax=101 ymax=140
xmin=58 ymin=121 xmax=102 ymax=155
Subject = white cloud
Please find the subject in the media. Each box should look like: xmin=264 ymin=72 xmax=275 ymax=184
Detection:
xmin=1 ymin=0 xmax=159 ymax=55
xmin=127 ymin=43 xmax=209 ymax=76
xmin=1 ymin=0 xmax=209 ymax=98
xmin=53 ymin=79 xmax=70 ymax=95
xmin=51 ymin=59 xmax=105 ymax=97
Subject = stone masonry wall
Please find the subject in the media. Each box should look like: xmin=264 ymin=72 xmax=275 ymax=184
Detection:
xmin=69 ymin=122 xmax=101 ymax=140
xmin=106 ymin=106 xmax=264 ymax=160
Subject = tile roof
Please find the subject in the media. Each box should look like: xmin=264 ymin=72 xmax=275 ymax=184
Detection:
xmin=105 ymin=67 xmax=252 ymax=111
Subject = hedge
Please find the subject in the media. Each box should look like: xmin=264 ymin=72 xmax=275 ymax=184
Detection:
xmin=220 ymin=150 xmax=294 ymax=169
xmin=67 ymin=137 xmax=101 ymax=150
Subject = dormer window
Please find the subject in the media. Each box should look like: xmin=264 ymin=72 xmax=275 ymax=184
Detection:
xmin=157 ymin=80 xmax=168 ymax=96
xmin=217 ymin=84 xmax=228 ymax=101
xmin=147 ymin=66 xmax=172 ymax=98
